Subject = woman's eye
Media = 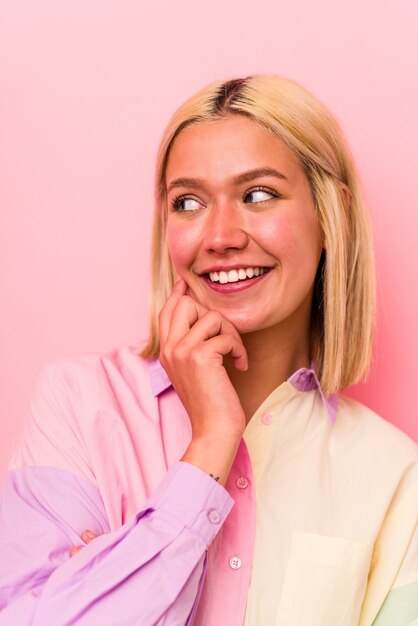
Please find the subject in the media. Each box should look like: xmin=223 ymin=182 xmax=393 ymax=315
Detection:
xmin=244 ymin=188 xmax=277 ymax=203
xmin=171 ymin=188 xmax=278 ymax=212
xmin=171 ymin=196 xmax=201 ymax=212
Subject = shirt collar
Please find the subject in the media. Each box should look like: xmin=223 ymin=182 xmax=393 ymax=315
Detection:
xmin=287 ymin=366 xmax=338 ymax=425
xmin=147 ymin=358 xmax=338 ymax=425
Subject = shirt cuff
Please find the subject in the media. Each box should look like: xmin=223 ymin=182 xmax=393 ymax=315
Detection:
xmin=146 ymin=460 xmax=235 ymax=546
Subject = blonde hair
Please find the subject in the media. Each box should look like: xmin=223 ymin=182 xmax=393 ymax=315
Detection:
xmin=140 ymin=74 xmax=376 ymax=395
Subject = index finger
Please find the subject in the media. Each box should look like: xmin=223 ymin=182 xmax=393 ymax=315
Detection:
xmin=158 ymin=278 xmax=188 ymax=346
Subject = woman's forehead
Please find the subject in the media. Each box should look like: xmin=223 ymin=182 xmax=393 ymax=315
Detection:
xmin=165 ymin=115 xmax=303 ymax=189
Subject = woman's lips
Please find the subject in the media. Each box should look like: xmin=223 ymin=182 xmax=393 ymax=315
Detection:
xmin=201 ymin=268 xmax=273 ymax=294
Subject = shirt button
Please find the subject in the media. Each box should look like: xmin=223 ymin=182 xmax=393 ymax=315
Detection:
xmin=236 ymin=476 xmax=249 ymax=489
xmin=261 ymin=412 xmax=272 ymax=425
xmin=208 ymin=509 xmax=221 ymax=524
xmin=229 ymin=555 xmax=242 ymax=570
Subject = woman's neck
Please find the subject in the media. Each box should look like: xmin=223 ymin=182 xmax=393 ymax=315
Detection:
xmin=224 ymin=321 xmax=311 ymax=425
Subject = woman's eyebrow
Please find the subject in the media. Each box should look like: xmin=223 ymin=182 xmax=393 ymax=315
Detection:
xmin=166 ymin=167 xmax=288 ymax=193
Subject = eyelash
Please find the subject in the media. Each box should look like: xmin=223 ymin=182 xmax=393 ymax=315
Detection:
xmin=170 ymin=186 xmax=281 ymax=213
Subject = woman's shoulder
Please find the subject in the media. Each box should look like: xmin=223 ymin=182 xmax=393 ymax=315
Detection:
xmin=335 ymin=393 xmax=418 ymax=471
xmin=40 ymin=342 xmax=155 ymax=395
xmin=27 ymin=342 xmax=162 ymax=436
xmin=10 ymin=343 xmax=161 ymax=475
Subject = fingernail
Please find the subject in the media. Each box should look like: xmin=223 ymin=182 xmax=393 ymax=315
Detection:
xmin=83 ymin=530 xmax=96 ymax=540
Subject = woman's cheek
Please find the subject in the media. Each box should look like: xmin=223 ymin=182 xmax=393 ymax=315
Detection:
xmin=166 ymin=222 xmax=199 ymax=274
xmin=255 ymin=214 xmax=293 ymax=259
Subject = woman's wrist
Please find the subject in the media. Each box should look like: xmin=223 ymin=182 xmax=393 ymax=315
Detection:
xmin=180 ymin=434 xmax=242 ymax=487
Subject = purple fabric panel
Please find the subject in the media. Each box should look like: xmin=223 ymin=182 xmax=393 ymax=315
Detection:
xmin=288 ymin=367 xmax=339 ymax=424
xmin=0 ymin=461 xmax=234 ymax=625
xmin=146 ymin=461 xmax=235 ymax=543
xmin=0 ymin=465 xmax=110 ymax=608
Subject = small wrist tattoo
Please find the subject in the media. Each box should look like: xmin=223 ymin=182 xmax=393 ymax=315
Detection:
xmin=209 ymin=473 xmax=220 ymax=482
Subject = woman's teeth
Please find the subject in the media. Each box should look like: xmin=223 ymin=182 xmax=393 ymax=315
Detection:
xmin=208 ymin=267 xmax=268 ymax=284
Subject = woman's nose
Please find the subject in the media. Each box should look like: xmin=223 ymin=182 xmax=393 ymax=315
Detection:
xmin=203 ymin=202 xmax=249 ymax=254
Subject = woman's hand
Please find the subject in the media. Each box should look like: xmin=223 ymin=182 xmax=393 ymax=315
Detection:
xmin=159 ymin=278 xmax=248 ymax=442
xmin=158 ymin=278 xmax=248 ymax=485
xmin=69 ymin=530 xmax=98 ymax=557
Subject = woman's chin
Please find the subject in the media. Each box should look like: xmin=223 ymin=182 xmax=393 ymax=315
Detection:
xmin=187 ymin=289 xmax=273 ymax=334
xmin=215 ymin=310 xmax=267 ymax=335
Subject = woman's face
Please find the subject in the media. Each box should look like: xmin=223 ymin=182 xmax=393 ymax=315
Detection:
xmin=165 ymin=114 xmax=323 ymax=335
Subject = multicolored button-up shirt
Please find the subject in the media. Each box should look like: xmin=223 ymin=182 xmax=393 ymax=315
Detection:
xmin=0 ymin=344 xmax=417 ymax=625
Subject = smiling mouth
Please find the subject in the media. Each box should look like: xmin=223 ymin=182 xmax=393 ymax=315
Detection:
xmin=201 ymin=267 xmax=273 ymax=295
xmin=206 ymin=266 xmax=272 ymax=284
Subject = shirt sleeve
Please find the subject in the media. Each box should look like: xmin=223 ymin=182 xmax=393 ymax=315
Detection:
xmin=0 ymin=362 xmax=235 ymax=625
xmin=371 ymin=522 xmax=418 ymax=626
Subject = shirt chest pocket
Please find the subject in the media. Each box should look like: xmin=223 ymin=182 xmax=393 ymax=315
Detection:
xmin=276 ymin=531 xmax=373 ymax=626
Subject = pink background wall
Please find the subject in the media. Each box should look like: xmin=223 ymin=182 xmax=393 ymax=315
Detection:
xmin=1 ymin=0 xmax=417 ymax=480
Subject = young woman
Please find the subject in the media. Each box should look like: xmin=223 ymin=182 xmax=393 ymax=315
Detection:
xmin=1 ymin=75 xmax=417 ymax=626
